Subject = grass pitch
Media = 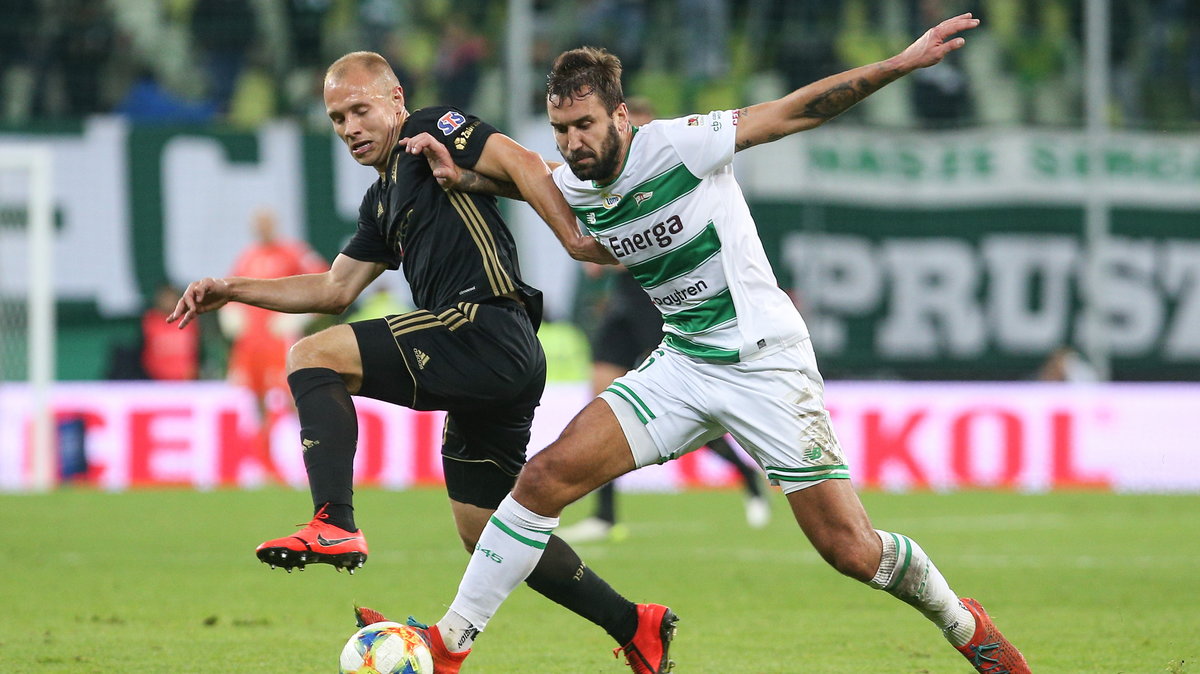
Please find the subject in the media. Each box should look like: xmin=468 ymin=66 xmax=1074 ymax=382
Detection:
xmin=1 ymin=487 xmax=1196 ymax=672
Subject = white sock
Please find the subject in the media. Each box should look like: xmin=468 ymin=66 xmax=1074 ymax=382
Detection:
xmin=868 ymin=530 xmax=976 ymax=647
xmin=438 ymin=494 xmax=558 ymax=650
xmin=436 ymin=610 xmax=479 ymax=654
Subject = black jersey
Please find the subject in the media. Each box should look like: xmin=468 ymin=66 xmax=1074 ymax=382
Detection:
xmin=341 ymin=105 xmax=542 ymax=324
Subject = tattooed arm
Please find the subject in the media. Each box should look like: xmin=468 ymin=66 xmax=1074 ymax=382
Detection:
xmin=439 ymin=161 xmax=567 ymax=202
xmin=453 ymin=167 xmax=526 ymax=201
xmin=734 ymin=13 xmax=980 ymax=152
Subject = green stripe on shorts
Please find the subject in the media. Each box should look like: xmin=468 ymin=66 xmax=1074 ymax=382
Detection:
xmin=764 ymin=464 xmax=850 ymax=482
xmin=606 ymin=381 xmax=656 ymax=422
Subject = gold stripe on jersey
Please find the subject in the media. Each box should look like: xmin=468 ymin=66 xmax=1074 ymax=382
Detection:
xmin=446 ymin=190 xmax=496 ymax=291
xmin=446 ymin=190 xmax=516 ymax=297
xmin=447 ymin=190 xmax=509 ymax=295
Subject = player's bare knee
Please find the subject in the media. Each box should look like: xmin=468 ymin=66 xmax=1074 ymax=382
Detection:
xmin=287 ymin=327 xmax=359 ymax=378
xmin=513 ymin=458 xmax=561 ymax=499
xmin=513 ymin=455 xmax=577 ymax=514
xmin=286 ymin=334 xmax=326 ymax=373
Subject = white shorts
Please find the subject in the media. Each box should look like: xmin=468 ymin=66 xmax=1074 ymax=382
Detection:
xmin=598 ymin=338 xmax=849 ymax=494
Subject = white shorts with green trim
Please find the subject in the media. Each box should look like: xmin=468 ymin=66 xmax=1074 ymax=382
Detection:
xmin=597 ymin=337 xmax=849 ymax=494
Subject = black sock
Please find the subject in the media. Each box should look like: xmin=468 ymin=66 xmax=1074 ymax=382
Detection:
xmin=594 ymin=481 xmax=617 ymax=524
xmin=288 ymin=367 xmax=358 ymax=531
xmin=525 ymin=534 xmax=638 ymax=645
xmin=706 ymin=436 xmax=763 ymax=497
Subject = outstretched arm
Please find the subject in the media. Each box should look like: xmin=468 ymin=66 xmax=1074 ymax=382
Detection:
xmin=404 ymin=133 xmax=524 ymax=200
xmin=402 ymin=133 xmax=563 ymax=198
xmin=167 ymin=253 xmax=385 ymax=329
xmin=403 ymin=132 xmax=614 ymax=264
xmin=450 ymin=166 xmax=526 ymax=201
xmin=450 ymin=160 xmax=565 ymax=200
xmin=734 ymin=13 xmax=980 ymax=152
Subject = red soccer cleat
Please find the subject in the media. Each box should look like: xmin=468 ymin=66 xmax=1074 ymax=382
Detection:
xmin=955 ymin=598 xmax=1031 ymax=673
xmin=614 ymin=603 xmax=678 ymax=673
xmin=255 ymin=505 xmax=367 ymax=573
xmin=354 ymin=606 xmax=470 ymax=674
xmin=354 ymin=605 xmax=389 ymax=628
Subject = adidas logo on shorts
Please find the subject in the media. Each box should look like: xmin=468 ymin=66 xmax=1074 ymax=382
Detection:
xmin=412 ymin=348 xmax=430 ymax=370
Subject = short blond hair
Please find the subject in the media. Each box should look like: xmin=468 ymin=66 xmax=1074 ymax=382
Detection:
xmin=325 ymin=51 xmax=400 ymax=89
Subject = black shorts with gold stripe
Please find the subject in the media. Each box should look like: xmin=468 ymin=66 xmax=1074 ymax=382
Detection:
xmin=350 ymin=297 xmax=545 ymax=508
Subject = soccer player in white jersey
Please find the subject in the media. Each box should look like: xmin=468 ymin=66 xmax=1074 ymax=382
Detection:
xmin=377 ymin=12 xmax=1030 ymax=674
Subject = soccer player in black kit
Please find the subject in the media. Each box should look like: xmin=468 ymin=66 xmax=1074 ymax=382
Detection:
xmin=168 ymin=51 xmax=677 ymax=671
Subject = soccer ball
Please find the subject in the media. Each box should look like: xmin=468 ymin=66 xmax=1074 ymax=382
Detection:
xmin=339 ymin=621 xmax=433 ymax=674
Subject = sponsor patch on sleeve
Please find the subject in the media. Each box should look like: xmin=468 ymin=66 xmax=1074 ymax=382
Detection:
xmin=454 ymin=121 xmax=480 ymax=150
xmin=437 ymin=110 xmax=467 ymax=136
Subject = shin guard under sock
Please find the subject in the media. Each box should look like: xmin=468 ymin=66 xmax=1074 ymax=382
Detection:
xmin=447 ymin=494 xmax=557 ymax=631
xmin=869 ymin=529 xmax=975 ymax=646
xmin=288 ymin=367 xmax=358 ymax=531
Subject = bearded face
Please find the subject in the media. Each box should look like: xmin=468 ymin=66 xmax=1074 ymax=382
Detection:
xmin=549 ymin=92 xmax=629 ymax=184
xmin=564 ymin=119 xmax=622 ymax=181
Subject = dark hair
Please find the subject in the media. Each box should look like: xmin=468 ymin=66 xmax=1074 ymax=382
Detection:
xmin=546 ymin=47 xmax=625 ymax=114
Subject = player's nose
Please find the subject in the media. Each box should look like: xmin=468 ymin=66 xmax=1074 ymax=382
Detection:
xmin=565 ymin=128 xmax=584 ymax=151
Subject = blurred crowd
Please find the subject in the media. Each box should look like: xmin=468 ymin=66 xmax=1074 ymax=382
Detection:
xmin=2 ymin=0 xmax=1200 ymax=131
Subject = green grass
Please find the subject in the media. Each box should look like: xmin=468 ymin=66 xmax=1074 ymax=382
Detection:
xmin=1 ymin=488 xmax=1196 ymax=672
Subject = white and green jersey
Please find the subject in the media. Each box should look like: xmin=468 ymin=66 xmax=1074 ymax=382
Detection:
xmin=553 ymin=109 xmax=808 ymax=362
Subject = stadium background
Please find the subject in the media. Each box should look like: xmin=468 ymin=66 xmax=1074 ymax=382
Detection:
xmin=1 ymin=2 xmax=1199 ymax=673
xmin=2 ymin=0 xmax=1200 ymax=492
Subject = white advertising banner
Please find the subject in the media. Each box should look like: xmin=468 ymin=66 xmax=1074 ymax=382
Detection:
xmin=736 ymin=127 xmax=1200 ymax=209
xmin=1 ymin=381 xmax=1197 ymax=493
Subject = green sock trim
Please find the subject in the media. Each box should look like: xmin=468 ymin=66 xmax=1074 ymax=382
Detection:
xmin=885 ymin=533 xmax=913 ymax=593
xmin=489 ymin=515 xmax=548 ymax=550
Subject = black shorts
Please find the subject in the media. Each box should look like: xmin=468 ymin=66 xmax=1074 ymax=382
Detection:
xmin=589 ymin=301 xmax=665 ymax=370
xmin=351 ymin=298 xmax=546 ymax=507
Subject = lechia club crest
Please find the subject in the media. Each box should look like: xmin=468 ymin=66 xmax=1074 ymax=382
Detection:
xmin=601 ymin=192 xmax=622 ymax=209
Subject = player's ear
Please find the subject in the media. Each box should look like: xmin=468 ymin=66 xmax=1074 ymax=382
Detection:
xmin=392 ymin=84 xmax=405 ymax=109
xmin=614 ymin=102 xmax=629 ymax=132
